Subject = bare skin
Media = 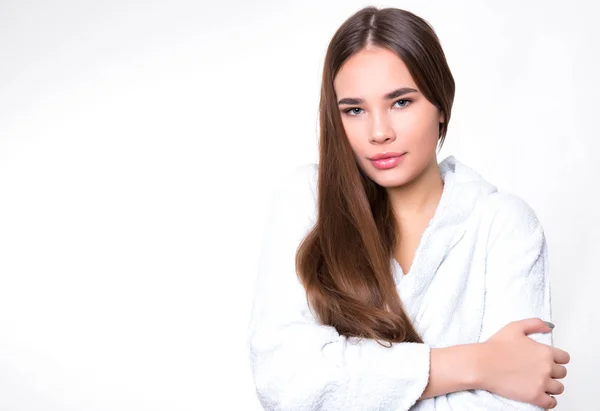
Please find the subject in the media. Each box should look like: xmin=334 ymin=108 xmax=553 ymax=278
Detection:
xmin=333 ymin=44 xmax=570 ymax=408
xmin=393 ymin=217 xmax=430 ymax=274
xmin=391 ymin=157 xmax=444 ymax=274
xmin=333 ymin=45 xmax=445 ymax=275
xmin=420 ymin=319 xmax=570 ymax=409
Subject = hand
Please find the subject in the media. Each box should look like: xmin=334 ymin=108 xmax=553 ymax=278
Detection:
xmin=477 ymin=318 xmax=570 ymax=409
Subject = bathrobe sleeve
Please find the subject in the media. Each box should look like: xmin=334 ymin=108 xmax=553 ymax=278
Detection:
xmin=441 ymin=193 xmax=553 ymax=410
xmin=247 ymin=164 xmax=432 ymax=411
xmin=478 ymin=193 xmax=553 ymax=347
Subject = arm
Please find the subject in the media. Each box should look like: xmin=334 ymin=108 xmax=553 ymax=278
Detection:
xmin=420 ymin=344 xmax=482 ymax=399
xmin=438 ymin=193 xmax=553 ymax=410
xmin=478 ymin=193 xmax=553 ymax=408
xmin=478 ymin=193 xmax=552 ymax=347
xmin=247 ymin=164 xmax=480 ymax=410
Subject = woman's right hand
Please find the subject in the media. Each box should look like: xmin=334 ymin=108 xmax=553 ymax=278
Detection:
xmin=476 ymin=318 xmax=570 ymax=409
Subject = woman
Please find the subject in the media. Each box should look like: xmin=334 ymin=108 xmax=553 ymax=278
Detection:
xmin=247 ymin=6 xmax=570 ymax=411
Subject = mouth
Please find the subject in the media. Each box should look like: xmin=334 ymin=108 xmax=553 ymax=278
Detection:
xmin=369 ymin=153 xmax=406 ymax=170
xmin=368 ymin=152 xmax=405 ymax=161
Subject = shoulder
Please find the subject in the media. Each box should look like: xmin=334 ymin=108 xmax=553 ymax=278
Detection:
xmin=478 ymin=191 xmax=545 ymax=248
xmin=483 ymin=192 xmax=541 ymax=226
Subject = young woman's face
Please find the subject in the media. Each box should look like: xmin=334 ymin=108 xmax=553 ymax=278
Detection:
xmin=333 ymin=46 xmax=444 ymax=188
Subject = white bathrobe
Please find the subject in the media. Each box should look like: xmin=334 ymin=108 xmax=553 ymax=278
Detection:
xmin=247 ymin=155 xmax=553 ymax=411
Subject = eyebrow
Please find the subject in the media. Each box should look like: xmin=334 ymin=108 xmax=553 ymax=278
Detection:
xmin=337 ymin=87 xmax=418 ymax=105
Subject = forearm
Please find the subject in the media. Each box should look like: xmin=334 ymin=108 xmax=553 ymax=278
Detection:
xmin=419 ymin=343 xmax=483 ymax=400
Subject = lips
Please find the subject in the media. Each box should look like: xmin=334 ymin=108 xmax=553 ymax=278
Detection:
xmin=369 ymin=152 xmax=404 ymax=160
xmin=369 ymin=153 xmax=405 ymax=170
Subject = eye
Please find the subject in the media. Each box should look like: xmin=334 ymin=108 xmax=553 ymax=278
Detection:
xmin=394 ymin=98 xmax=412 ymax=108
xmin=344 ymin=107 xmax=363 ymax=116
xmin=342 ymin=98 xmax=413 ymax=117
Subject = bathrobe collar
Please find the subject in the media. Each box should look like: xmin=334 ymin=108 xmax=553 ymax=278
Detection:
xmin=393 ymin=155 xmax=498 ymax=308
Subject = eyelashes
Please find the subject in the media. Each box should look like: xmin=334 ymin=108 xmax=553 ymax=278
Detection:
xmin=342 ymin=99 xmax=413 ymax=117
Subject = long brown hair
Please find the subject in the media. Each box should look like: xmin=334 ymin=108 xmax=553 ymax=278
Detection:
xmin=295 ymin=6 xmax=455 ymax=346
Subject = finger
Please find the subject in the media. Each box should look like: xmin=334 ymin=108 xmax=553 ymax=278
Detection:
xmin=518 ymin=318 xmax=553 ymax=335
xmin=551 ymin=364 xmax=568 ymax=379
xmin=538 ymin=394 xmax=558 ymax=409
xmin=552 ymin=348 xmax=571 ymax=365
xmin=545 ymin=379 xmax=565 ymax=396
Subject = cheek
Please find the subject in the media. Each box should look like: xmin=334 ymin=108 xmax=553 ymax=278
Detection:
xmin=347 ymin=138 xmax=368 ymax=162
xmin=342 ymin=120 xmax=365 ymax=150
xmin=392 ymin=110 xmax=439 ymax=144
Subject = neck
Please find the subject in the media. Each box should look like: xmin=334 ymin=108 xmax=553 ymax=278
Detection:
xmin=386 ymin=156 xmax=444 ymax=223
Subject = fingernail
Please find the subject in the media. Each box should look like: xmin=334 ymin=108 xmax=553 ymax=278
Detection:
xmin=544 ymin=321 xmax=555 ymax=329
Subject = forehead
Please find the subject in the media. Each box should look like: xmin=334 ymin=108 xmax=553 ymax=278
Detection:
xmin=333 ymin=46 xmax=416 ymax=97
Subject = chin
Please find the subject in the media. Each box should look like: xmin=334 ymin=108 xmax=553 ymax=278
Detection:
xmin=373 ymin=175 xmax=411 ymax=188
xmin=361 ymin=167 xmax=411 ymax=188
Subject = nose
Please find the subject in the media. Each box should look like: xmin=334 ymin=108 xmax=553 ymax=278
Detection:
xmin=369 ymin=112 xmax=396 ymax=144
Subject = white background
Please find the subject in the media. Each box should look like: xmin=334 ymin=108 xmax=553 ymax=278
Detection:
xmin=0 ymin=0 xmax=597 ymax=409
